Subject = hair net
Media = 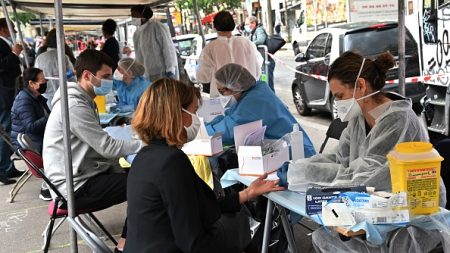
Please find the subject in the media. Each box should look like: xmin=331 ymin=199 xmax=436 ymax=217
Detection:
xmin=118 ymin=58 xmax=145 ymax=77
xmin=214 ymin=63 xmax=256 ymax=92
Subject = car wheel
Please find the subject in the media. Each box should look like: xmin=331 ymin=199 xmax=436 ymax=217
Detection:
xmin=293 ymin=82 xmax=312 ymax=116
xmin=331 ymin=96 xmax=339 ymax=120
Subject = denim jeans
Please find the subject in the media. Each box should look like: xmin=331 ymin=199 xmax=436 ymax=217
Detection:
xmin=267 ymin=57 xmax=276 ymax=93
xmin=0 ymin=108 xmax=14 ymax=176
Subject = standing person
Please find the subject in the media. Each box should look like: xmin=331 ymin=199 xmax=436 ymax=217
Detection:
xmin=101 ymin=19 xmax=120 ymax=72
xmin=0 ymin=18 xmax=23 ymax=185
xmin=245 ymin=16 xmax=276 ymax=93
xmin=11 ymin=67 xmax=52 ymax=200
xmin=35 ymin=29 xmax=76 ymax=109
xmin=130 ymin=5 xmax=178 ymax=81
xmin=124 ymin=78 xmax=283 ymax=253
xmin=43 ymin=49 xmax=144 ymax=251
xmin=196 ymin=11 xmax=263 ymax=97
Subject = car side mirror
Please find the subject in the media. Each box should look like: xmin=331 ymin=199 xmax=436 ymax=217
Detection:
xmin=324 ymin=54 xmax=331 ymax=65
xmin=292 ymin=41 xmax=300 ymax=56
xmin=295 ymin=52 xmax=306 ymax=62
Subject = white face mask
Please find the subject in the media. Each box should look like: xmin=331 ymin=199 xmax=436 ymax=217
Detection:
xmin=182 ymin=108 xmax=201 ymax=142
xmin=113 ymin=69 xmax=123 ymax=81
xmin=130 ymin=17 xmax=142 ymax=27
xmin=335 ymin=58 xmax=380 ymax=122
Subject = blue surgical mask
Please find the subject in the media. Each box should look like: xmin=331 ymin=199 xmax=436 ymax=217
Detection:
xmin=244 ymin=25 xmax=252 ymax=33
xmin=90 ymin=73 xmax=113 ymax=96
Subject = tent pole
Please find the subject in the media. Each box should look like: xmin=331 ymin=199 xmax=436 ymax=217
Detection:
xmin=54 ymin=0 xmax=78 ymax=252
xmin=398 ymin=0 xmax=406 ymax=96
xmin=39 ymin=14 xmax=44 ymax=36
xmin=11 ymin=3 xmax=29 ymax=68
xmin=165 ymin=5 xmax=176 ymax=37
xmin=192 ymin=0 xmax=205 ymax=47
xmin=0 ymin=0 xmax=16 ymax=44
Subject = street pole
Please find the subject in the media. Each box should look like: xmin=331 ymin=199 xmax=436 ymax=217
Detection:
xmin=283 ymin=0 xmax=290 ymax=41
xmin=165 ymin=6 xmax=176 ymax=37
xmin=54 ymin=0 xmax=77 ymax=252
xmin=267 ymin=0 xmax=273 ymax=35
xmin=398 ymin=0 xmax=406 ymax=96
xmin=192 ymin=0 xmax=205 ymax=47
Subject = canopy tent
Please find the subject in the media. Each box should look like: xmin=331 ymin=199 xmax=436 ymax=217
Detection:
xmin=6 ymin=1 xmax=175 ymax=252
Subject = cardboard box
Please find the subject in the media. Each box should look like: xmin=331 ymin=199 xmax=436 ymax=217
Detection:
xmin=305 ymin=186 xmax=366 ymax=215
xmin=234 ymin=120 xmax=289 ymax=176
xmin=182 ymin=117 xmax=223 ymax=156
xmin=182 ymin=132 xmax=223 ymax=156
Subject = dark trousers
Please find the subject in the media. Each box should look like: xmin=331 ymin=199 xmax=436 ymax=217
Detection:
xmin=62 ymin=172 xmax=128 ymax=237
xmin=0 ymin=108 xmax=14 ymax=175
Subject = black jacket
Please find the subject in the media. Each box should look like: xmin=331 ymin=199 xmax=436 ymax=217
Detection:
xmin=0 ymin=38 xmax=21 ymax=110
xmin=125 ymin=139 xmax=240 ymax=253
xmin=11 ymin=88 xmax=50 ymax=152
xmin=101 ymin=36 xmax=120 ymax=71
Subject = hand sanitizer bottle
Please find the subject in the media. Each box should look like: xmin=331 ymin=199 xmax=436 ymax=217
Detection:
xmin=290 ymin=124 xmax=304 ymax=162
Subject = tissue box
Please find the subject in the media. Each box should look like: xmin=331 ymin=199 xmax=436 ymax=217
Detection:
xmin=182 ymin=132 xmax=223 ymax=156
xmin=305 ymin=186 xmax=366 ymax=215
xmin=237 ymin=144 xmax=289 ymax=176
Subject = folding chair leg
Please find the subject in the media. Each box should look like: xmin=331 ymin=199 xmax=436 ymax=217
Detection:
xmin=7 ymin=170 xmax=32 ymax=203
xmin=88 ymin=213 xmax=118 ymax=245
xmin=42 ymin=216 xmax=66 ymax=252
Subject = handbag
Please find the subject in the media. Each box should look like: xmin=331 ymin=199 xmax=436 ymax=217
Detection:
xmin=266 ymin=35 xmax=286 ymax=54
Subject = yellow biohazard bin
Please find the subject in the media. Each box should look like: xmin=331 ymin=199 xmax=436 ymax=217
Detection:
xmin=387 ymin=142 xmax=443 ymax=215
xmin=94 ymin=95 xmax=106 ymax=113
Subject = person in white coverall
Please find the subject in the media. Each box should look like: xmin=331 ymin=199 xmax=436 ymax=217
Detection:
xmin=196 ymin=11 xmax=263 ymax=97
xmin=130 ymin=5 xmax=178 ymax=81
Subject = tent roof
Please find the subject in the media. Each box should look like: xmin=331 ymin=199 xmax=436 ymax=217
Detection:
xmin=10 ymin=0 xmax=172 ymax=20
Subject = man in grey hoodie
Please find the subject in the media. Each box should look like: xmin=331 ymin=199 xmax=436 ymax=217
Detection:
xmin=43 ymin=49 xmax=143 ymax=250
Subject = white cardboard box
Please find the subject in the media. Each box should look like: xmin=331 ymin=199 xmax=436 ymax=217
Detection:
xmin=182 ymin=132 xmax=223 ymax=156
xmin=234 ymin=120 xmax=289 ymax=176
xmin=182 ymin=117 xmax=223 ymax=156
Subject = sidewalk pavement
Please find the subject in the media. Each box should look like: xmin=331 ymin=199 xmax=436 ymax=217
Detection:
xmin=0 ymin=160 xmax=125 ymax=253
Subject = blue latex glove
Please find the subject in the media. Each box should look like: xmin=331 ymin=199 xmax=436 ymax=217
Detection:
xmin=277 ymin=161 xmax=290 ymax=187
xmin=166 ymin=71 xmax=175 ymax=79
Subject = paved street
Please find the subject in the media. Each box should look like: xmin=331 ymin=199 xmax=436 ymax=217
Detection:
xmin=0 ymin=46 xmax=335 ymax=253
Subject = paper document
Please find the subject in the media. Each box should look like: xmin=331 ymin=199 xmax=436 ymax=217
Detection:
xmin=234 ymin=120 xmax=263 ymax=152
xmin=243 ymin=126 xmax=266 ymax=146
xmin=197 ymin=97 xmax=225 ymax=123
xmin=104 ymin=125 xmax=132 ymax=140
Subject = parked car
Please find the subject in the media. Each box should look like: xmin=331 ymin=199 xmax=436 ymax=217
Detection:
xmin=292 ymin=22 xmax=426 ymax=119
xmin=173 ymin=34 xmax=197 ymax=57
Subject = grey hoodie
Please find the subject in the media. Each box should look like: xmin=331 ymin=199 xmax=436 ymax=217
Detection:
xmin=43 ymin=82 xmax=143 ymax=198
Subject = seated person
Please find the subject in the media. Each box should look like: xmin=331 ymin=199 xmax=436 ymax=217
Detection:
xmin=112 ymin=57 xmax=150 ymax=113
xmin=205 ymin=63 xmax=315 ymax=158
xmin=125 ymin=78 xmax=283 ymax=253
xmin=11 ymin=68 xmax=50 ymax=153
xmin=11 ymin=67 xmax=52 ymax=201
xmin=43 ymin=49 xmax=144 ymax=252
xmin=285 ymin=51 xmax=447 ymax=252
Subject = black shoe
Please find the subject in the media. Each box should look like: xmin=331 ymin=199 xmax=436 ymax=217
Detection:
xmin=39 ymin=189 xmax=52 ymax=201
xmin=0 ymin=175 xmax=16 ymax=185
xmin=7 ymin=168 xmax=25 ymax=178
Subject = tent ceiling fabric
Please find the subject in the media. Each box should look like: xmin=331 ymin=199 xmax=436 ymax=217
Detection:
xmin=10 ymin=0 xmax=172 ymax=19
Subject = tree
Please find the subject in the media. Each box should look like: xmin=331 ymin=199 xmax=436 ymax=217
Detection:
xmin=10 ymin=12 xmax=36 ymax=26
xmin=177 ymin=0 xmax=241 ymax=14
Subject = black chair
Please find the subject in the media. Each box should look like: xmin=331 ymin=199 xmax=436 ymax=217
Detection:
xmin=319 ymin=119 xmax=349 ymax=153
xmin=16 ymin=148 xmax=117 ymax=252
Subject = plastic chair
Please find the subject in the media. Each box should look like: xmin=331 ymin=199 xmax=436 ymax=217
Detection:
xmin=7 ymin=133 xmax=39 ymax=202
xmin=16 ymin=148 xmax=117 ymax=252
xmin=318 ymin=119 xmax=349 ymax=153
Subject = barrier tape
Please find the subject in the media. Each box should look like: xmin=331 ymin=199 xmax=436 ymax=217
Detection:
xmin=266 ymin=52 xmax=450 ymax=84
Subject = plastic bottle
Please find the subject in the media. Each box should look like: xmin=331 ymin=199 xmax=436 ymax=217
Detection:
xmin=290 ymin=123 xmax=304 ymax=161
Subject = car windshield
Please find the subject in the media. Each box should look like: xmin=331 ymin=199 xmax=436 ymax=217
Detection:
xmin=343 ymin=27 xmax=416 ymax=56
xmin=178 ymin=40 xmax=193 ymax=55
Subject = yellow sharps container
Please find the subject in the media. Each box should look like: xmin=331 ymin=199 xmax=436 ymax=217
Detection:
xmin=387 ymin=142 xmax=443 ymax=215
xmin=94 ymin=95 xmax=106 ymax=113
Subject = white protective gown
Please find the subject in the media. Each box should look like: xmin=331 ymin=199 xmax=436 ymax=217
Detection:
xmin=196 ymin=35 xmax=263 ymax=97
xmin=133 ymin=19 xmax=178 ymax=80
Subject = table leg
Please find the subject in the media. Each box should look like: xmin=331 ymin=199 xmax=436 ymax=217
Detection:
xmin=279 ymin=207 xmax=299 ymax=253
xmin=262 ymin=199 xmax=274 ymax=253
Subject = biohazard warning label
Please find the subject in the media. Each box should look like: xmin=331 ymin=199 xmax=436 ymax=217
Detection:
xmin=406 ymin=167 xmax=439 ymax=211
